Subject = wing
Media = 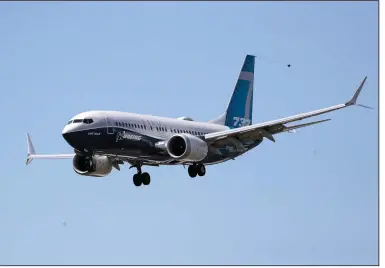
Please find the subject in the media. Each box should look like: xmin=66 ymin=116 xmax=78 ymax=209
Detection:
xmin=204 ymin=77 xmax=369 ymax=144
xmin=25 ymin=133 xmax=167 ymax=168
xmin=26 ymin=133 xmax=75 ymax=165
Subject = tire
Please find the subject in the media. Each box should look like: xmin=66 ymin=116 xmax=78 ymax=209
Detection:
xmin=197 ymin=164 xmax=206 ymax=176
xmin=188 ymin=165 xmax=198 ymax=178
xmin=133 ymin=174 xmax=142 ymax=186
xmin=141 ymin=172 xmax=151 ymax=185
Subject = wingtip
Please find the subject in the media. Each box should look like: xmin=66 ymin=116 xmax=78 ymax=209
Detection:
xmin=26 ymin=133 xmax=36 ymax=156
xmin=346 ymin=76 xmax=368 ymax=106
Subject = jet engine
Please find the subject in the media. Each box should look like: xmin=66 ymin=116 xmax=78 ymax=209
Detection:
xmin=166 ymin=134 xmax=208 ymax=162
xmin=72 ymin=154 xmax=112 ymax=177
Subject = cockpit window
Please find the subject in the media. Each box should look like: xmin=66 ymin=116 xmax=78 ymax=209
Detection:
xmin=73 ymin=119 xmax=83 ymax=123
xmin=83 ymin=119 xmax=94 ymax=124
xmin=67 ymin=120 xmax=73 ymax=125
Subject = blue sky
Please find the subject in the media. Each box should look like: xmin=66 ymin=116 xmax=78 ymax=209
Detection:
xmin=0 ymin=1 xmax=378 ymax=265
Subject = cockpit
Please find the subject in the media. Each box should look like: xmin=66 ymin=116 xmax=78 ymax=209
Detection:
xmin=67 ymin=118 xmax=94 ymax=125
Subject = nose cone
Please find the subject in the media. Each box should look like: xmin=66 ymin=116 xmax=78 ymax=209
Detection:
xmin=62 ymin=125 xmax=70 ymax=135
xmin=62 ymin=124 xmax=79 ymax=148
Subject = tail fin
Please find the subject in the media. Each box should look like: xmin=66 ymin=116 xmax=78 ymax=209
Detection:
xmin=209 ymin=55 xmax=255 ymax=129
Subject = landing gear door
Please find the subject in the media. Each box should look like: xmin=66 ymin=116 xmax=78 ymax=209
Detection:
xmin=103 ymin=113 xmax=114 ymax=134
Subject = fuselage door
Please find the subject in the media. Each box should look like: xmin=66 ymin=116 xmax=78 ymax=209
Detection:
xmin=102 ymin=113 xmax=114 ymax=134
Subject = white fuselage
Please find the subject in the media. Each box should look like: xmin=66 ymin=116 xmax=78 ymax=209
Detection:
xmin=62 ymin=111 xmax=230 ymax=141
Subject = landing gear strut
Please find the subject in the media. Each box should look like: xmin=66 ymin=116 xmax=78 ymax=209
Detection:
xmin=131 ymin=164 xmax=151 ymax=187
xmin=188 ymin=163 xmax=206 ymax=178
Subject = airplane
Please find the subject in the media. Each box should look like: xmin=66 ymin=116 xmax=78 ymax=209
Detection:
xmin=26 ymin=55 xmax=370 ymax=187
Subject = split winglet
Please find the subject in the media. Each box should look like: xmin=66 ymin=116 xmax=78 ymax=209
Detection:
xmin=25 ymin=133 xmax=74 ymax=165
xmin=345 ymin=76 xmax=368 ymax=106
xmin=26 ymin=133 xmax=35 ymax=165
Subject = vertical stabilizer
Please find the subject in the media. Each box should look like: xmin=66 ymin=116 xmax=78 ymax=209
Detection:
xmin=209 ymin=55 xmax=255 ymax=128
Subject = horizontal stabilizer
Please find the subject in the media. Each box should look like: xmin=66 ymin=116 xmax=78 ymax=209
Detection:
xmin=284 ymin=119 xmax=331 ymax=132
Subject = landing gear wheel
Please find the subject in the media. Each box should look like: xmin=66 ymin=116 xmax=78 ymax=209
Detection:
xmin=188 ymin=165 xmax=198 ymax=178
xmin=133 ymin=174 xmax=142 ymax=187
xmin=141 ymin=172 xmax=151 ymax=185
xmin=197 ymin=164 xmax=206 ymax=177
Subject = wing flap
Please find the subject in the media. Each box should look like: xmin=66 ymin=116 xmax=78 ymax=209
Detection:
xmin=282 ymin=119 xmax=331 ymax=133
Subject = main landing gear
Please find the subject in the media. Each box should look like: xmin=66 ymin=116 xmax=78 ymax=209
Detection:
xmin=188 ymin=163 xmax=206 ymax=178
xmin=131 ymin=164 xmax=151 ymax=187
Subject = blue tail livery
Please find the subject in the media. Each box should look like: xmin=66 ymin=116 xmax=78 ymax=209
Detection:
xmin=209 ymin=55 xmax=255 ymax=128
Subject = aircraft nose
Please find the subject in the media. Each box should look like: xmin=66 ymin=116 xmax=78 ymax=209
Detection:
xmin=62 ymin=124 xmax=77 ymax=147
xmin=62 ymin=126 xmax=69 ymax=135
xmin=62 ymin=126 xmax=71 ymax=143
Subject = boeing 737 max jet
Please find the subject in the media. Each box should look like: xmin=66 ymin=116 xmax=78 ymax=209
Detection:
xmin=26 ymin=55 xmax=369 ymax=187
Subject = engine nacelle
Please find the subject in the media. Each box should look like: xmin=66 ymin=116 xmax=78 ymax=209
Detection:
xmin=166 ymin=134 xmax=208 ymax=162
xmin=72 ymin=154 xmax=112 ymax=177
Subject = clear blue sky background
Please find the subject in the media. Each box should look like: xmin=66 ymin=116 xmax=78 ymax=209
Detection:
xmin=0 ymin=1 xmax=378 ymax=265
